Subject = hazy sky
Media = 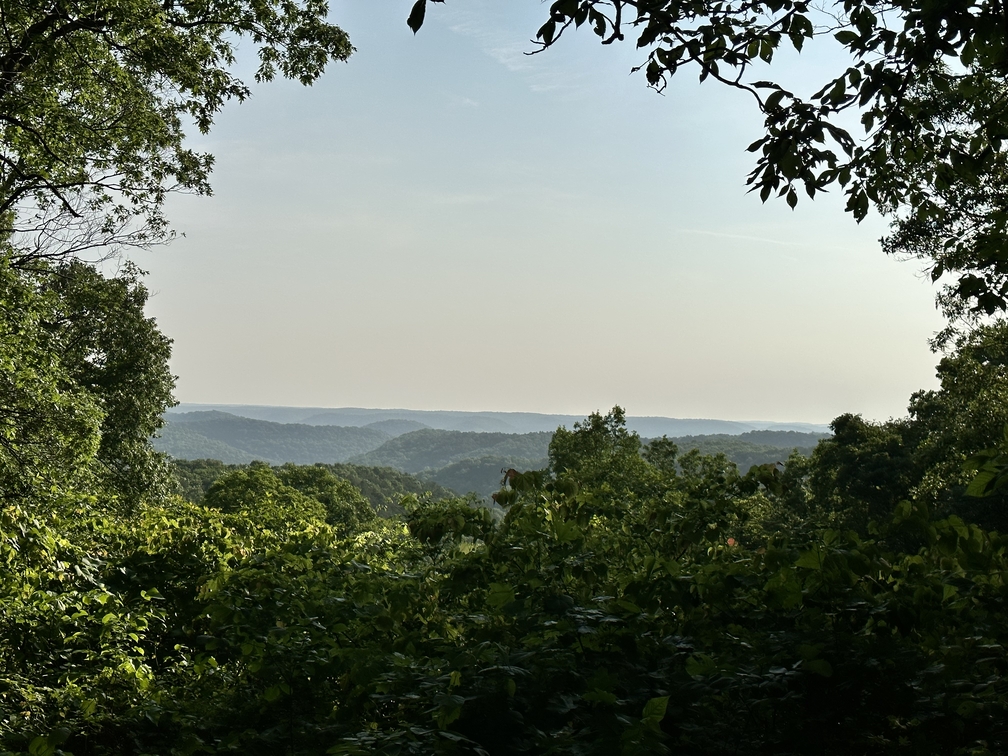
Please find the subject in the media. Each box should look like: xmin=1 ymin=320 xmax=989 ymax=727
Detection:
xmin=137 ymin=0 xmax=945 ymax=423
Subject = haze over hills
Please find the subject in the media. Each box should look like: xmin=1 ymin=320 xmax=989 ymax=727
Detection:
xmin=156 ymin=411 xmax=389 ymax=465
xmin=169 ymin=404 xmax=831 ymax=436
xmin=155 ymin=410 xmax=830 ymax=498
xmin=348 ymin=429 xmax=553 ymax=474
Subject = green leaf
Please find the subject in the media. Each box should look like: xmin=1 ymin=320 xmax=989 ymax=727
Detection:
xmin=641 ymin=695 xmax=669 ymax=724
xmin=966 ymin=469 xmax=997 ymax=497
xmin=263 ymin=685 xmax=282 ymax=702
xmin=685 ymin=654 xmax=717 ymax=678
xmin=486 ymin=582 xmax=515 ymax=608
xmin=553 ymin=518 xmax=583 ymax=543
xmin=795 ymin=548 xmax=823 ymax=570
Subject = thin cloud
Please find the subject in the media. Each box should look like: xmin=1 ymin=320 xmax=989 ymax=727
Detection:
xmin=674 ymin=227 xmax=868 ymax=253
xmin=441 ymin=4 xmax=589 ymax=97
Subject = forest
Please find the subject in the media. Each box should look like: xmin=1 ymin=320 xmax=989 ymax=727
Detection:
xmin=4 ymin=0 xmax=1008 ymax=754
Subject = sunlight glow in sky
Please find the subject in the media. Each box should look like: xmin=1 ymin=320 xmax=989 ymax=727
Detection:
xmin=137 ymin=1 xmax=945 ymax=424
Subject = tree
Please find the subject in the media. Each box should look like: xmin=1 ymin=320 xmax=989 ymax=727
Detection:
xmin=548 ymin=406 xmax=660 ymax=496
xmin=276 ymin=463 xmax=378 ymax=532
xmin=410 ymin=0 xmax=1008 ymax=325
xmin=0 ymin=255 xmax=177 ymax=504
xmin=0 ymin=258 xmax=102 ymax=499
xmin=0 ymin=0 xmax=354 ymax=505
xmin=48 ymin=260 xmax=177 ymax=503
xmin=905 ymin=320 xmax=1008 ymax=527
xmin=203 ymin=461 xmax=328 ymax=526
xmin=0 ymin=0 xmax=353 ymax=266
xmin=807 ymin=413 xmax=919 ymax=532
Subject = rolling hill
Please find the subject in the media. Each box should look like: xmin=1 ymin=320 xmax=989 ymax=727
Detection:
xmin=154 ymin=411 xmax=390 ymax=464
xmin=155 ymin=412 xmax=831 ymax=500
xmin=169 ymin=403 xmax=831 ymax=435
xmin=666 ymin=430 xmax=828 ymax=469
xmin=348 ymin=429 xmax=552 ymax=474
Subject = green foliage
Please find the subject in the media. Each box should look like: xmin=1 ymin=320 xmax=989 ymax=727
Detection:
xmin=200 ymin=461 xmax=380 ymax=534
xmin=641 ymin=435 xmax=678 ymax=473
xmin=908 ymin=322 xmax=1008 ymax=528
xmin=5 ymin=408 xmax=1008 ymax=754
xmin=550 ymin=407 xmax=660 ymax=497
xmin=171 ymin=458 xmax=241 ymax=502
xmin=171 ymin=458 xmax=457 ymax=515
xmin=172 ymin=459 xmax=385 ymax=531
xmin=203 ymin=461 xmax=327 ymax=526
xmin=1 ymin=0 xmax=352 ymax=262
xmin=275 ymin=463 xmax=377 ymax=533
xmin=49 ymin=260 xmax=176 ymax=503
xmin=0 ymin=258 xmax=102 ymax=498
xmin=0 ymin=257 xmax=173 ymax=504
xmin=766 ymin=323 xmax=1008 ymax=535
xmin=966 ymin=425 xmax=1008 ymax=497
xmin=808 ymin=413 xmax=920 ymax=532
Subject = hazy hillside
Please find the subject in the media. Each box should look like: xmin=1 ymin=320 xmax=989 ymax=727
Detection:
xmin=425 ymin=455 xmax=549 ymax=498
xmin=666 ymin=430 xmax=827 ymax=469
xmin=362 ymin=419 xmax=430 ymax=437
xmin=154 ymin=411 xmax=389 ymax=464
xmin=170 ymin=404 xmax=831 ymax=435
xmin=349 ymin=429 xmax=553 ymax=474
xmin=156 ymin=415 xmax=829 ymax=500
xmin=156 ymin=423 xmax=258 ymax=464
xmin=346 ymin=429 xmax=552 ymax=498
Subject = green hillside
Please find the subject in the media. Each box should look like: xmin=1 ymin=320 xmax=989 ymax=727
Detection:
xmin=154 ymin=411 xmax=390 ymax=464
xmin=156 ymin=424 xmax=257 ymax=465
xmin=424 ymin=455 xmax=549 ymax=497
xmin=163 ymin=423 xmax=825 ymax=500
xmin=362 ymin=418 xmax=430 ymax=437
xmin=666 ymin=430 xmax=827 ymax=470
xmin=349 ymin=428 xmax=553 ymax=473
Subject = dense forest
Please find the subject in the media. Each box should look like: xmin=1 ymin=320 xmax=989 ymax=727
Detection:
xmin=172 ymin=458 xmax=458 ymax=516
xmin=5 ymin=0 xmax=1008 ymax=754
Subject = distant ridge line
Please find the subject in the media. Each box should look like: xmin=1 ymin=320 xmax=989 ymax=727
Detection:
xmin=169 ymin=404 xmax=831 ymax=436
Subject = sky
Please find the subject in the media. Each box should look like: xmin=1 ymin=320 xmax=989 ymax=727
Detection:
xmin=137 ymin=0 xmax=945 ymax=424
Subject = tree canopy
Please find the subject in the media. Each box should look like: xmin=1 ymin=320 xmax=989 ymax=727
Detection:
xmin=6 ymin=400 xmax=1008 ymax=753
xmin=0 ymin=0 xmax=352 ymax=266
